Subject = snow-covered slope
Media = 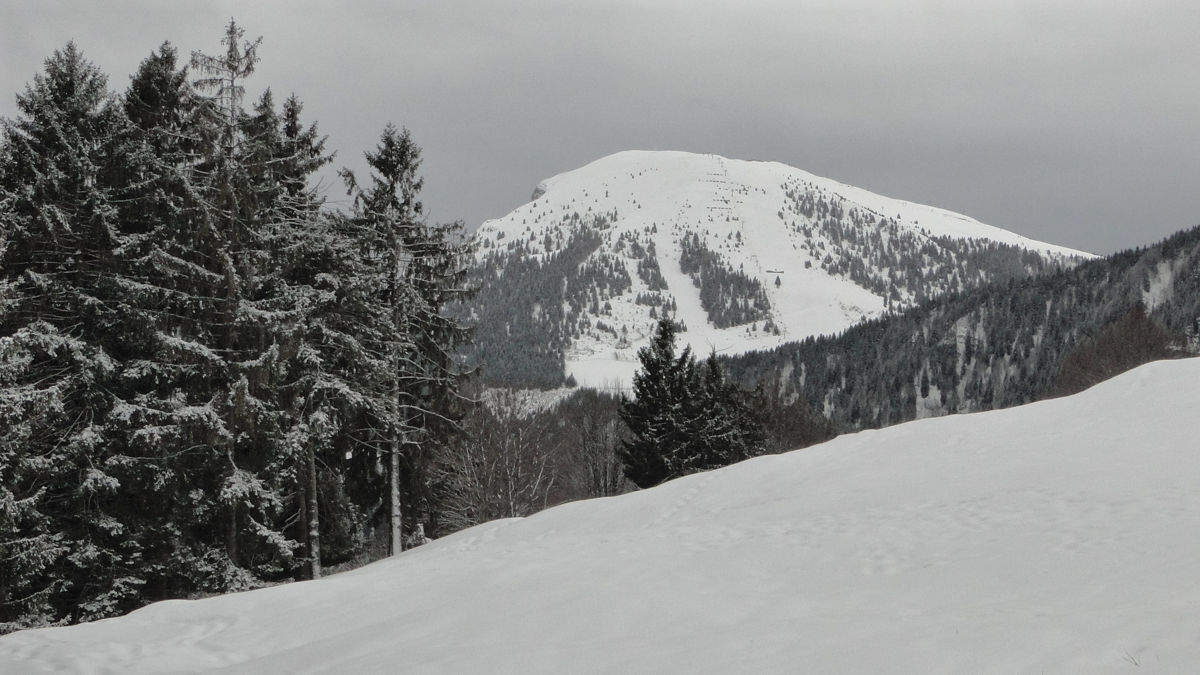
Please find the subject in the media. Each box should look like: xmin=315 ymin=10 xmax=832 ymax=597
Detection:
xmin=3 ymin=357 xmax=1198 ymax=673
xmin=470 ymin=151 xmax=1091 ymax=388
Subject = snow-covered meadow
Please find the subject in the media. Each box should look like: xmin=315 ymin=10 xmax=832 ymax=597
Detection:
xmin=2 ymin=358 xmax=1197 ymax=673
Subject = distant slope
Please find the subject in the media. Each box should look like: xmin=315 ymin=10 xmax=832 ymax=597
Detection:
xmin=4 ymin=358 xmax=1200 ymax=673
xmin=726 ymin=224 xmax=1200 ymax=430
xmin=461 ymin=151 xmax=1088 ymax=388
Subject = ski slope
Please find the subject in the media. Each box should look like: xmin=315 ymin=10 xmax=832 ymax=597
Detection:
xmin=3 ymin=358 xmax=1197 ymax=673
xmin=474 ymin=151 xmax=1091 ymax=389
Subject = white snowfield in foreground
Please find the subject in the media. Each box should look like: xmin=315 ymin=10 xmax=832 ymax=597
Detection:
xmin=3 ymin=358 xmax=1199 ymax=673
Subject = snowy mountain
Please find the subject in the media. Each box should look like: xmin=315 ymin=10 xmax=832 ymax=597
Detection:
xmin=463 ymin=151 xmax=1090 ymax=389
xmin=3 ymin=357 xmax=1197 ymax=673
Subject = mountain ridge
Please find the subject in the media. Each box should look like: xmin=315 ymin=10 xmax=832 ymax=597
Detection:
xmin=464 ymin=150 xmax=1089 ymax=389
xmin=522 ymin=151 xmax=1089 ymax=257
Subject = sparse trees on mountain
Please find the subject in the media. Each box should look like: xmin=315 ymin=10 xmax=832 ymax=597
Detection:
xmin=460 ymin=224 xmax=608 ymax=388
xmin=678 ymin=233 xmax=772 ymax=328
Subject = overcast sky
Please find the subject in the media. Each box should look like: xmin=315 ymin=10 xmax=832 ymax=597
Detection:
xmin=3 ymin=1 xmax=1198 ymax=254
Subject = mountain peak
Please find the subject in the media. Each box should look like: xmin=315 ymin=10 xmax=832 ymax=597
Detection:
xmin=469 ymin=151 xmax=1090 ymax=389
xmin=515 ymin=150 xmax=1088 ymax=257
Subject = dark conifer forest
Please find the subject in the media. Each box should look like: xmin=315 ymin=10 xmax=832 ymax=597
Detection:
xmin=0 ymin=24 xmax=473 ymax=631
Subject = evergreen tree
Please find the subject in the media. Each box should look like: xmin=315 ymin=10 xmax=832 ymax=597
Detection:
xmin=341 ymin=125 xmax=473 ymax=554
xmin=183 ymin=21 xmax=329 ymax=582
xmin=109 ymin=23 xmax=303 ymax=590
xmin=108 ymin=39 xmax=258 ymax=598
xmin=619 ymin=319 xmax=691 ymax=487
xmin=684 ymin=352 xmax=766 ymax=474
xmin=273 ymin=209 xmax=387 ymax=577
xmin=0 ymin=42 xmax=154 ymax=627
xmin=251 ymin=94 xmax=384 ymax=580
xmin=0 ymin=321 xmax=70 ymax=633
xmin=619 ymin=319 xmax=765 ymax=488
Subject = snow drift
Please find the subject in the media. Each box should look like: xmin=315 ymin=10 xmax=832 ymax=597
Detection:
xmin=2 ymin=358 xmax=1198 ymax=673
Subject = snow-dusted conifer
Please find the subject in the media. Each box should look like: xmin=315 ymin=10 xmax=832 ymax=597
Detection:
xmin=342 ymin=125 xmax=473 ymax=554
xmin=619 ymin=318 xmax=693 ymax=487
xmin=619 ymin=319 xmax=765 ymax=488
xmin=107 ymin=40 xmax=262 ymax=597
xmin=0 ymin=42 xmax=152 ymax=627
xmin=687 ymin=352 xmax=766 ymax=471
xmin=185 ymin=24 xmax=318 ymax=580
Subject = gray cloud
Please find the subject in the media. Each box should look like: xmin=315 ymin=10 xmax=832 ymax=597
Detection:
xmin=3 ymin=0 xmax=1198 ymax=253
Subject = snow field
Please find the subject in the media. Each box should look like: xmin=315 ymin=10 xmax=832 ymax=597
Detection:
xmin=3 ymin=358 xmax=1199 ymax=673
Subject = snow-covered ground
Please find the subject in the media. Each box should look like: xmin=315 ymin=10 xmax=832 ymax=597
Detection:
xmin=4 ymin=358 xmax=1197 ymax=673
xmin=475 ymin=151 xmax=1092 ymax=390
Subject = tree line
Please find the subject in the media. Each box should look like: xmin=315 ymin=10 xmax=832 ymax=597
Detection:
xmin=0 ymin=24 xmax=470 ymax=632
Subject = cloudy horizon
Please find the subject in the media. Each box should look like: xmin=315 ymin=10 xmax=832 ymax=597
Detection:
xmin=4 ymin=1 xmax=1198 ymax=254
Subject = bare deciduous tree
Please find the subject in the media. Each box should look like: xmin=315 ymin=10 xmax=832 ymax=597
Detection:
xmin=436 ymin=390 xmax=559 ymax=531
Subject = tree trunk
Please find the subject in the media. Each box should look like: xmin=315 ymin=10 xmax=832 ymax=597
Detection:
xmin=227 ymin=505 xmax=239 ymax=566
xmin=307 ymin=445 xmax=322 ymax=579
xmin=388 ymin=239 xmax=407 ymax=557
xmin=298 ymin=478 xmax=309 ymax=575
xmin=390 ymin=437 xmax=402 ymax=556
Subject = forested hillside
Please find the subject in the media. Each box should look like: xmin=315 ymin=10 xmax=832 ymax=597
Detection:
xmin=727 ymin=225 xmax=1200 ymax=430
xmin=457 ymin=220 xmax=626 ymax=388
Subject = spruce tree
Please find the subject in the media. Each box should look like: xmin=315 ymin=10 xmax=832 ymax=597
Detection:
xmin=0 ymin=324 xmax=69 ymax=633
xmin=619 ymin=319 xmax=765 ymax=488
xmin=116 ymin=28 xmax=357 ymax=587
xmin=250 ymin=93 xmax=384 ymax=580
xmin=106 ymin=22 xmax=300 ymax=589
xmin=109 ymin=39 xmax=259 ymax=597
xmin=0 ymin=42 xmax=154 ymax=627
xmin=341 ymin=125 xmax=473 ymax=554
xmin=618 ymin=318 xmax=695 ymax=488
xmin=185 ymin=21 xmax=316 ymax=582
xmin=688 ymin=352 xmax=766 ymax=472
